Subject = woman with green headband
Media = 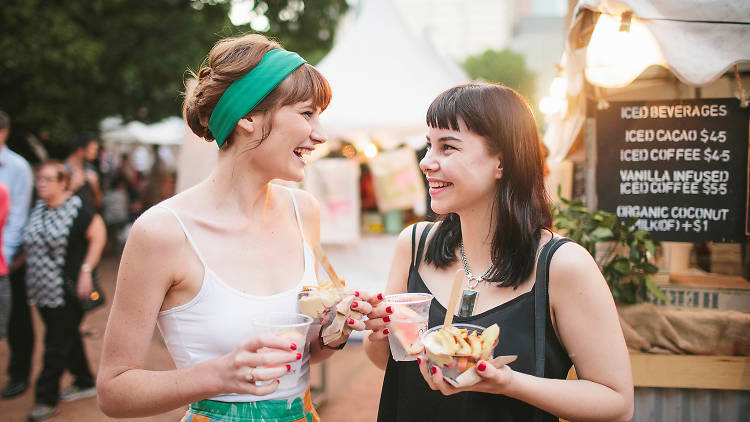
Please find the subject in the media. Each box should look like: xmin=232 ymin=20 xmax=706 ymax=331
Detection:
xmin=97 ymin=34 xmax=382 ymax=422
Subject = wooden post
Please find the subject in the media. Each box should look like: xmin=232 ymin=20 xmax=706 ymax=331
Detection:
xmin=584 ymin=117 xmax=597 ymax=210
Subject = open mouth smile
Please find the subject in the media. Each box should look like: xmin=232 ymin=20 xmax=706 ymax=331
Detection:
xmin=293 ymin=147 xmax=313 ymax=164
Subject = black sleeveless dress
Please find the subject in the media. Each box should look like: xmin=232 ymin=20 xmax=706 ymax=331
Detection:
xmin=377 ymin=224 xmax=573 ymax=422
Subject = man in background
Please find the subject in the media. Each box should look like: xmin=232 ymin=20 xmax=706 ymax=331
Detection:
xmin=66 ymin=133 xmax=102 ymax=211
xmin=0 ymin=110 xmax=34 ymax=398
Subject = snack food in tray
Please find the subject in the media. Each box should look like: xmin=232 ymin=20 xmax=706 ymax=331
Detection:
xmin=422 ymin=323 xmax=500 ymax=386
xmin=297 ymin=281 xmax=364 ymax=346
xmin=297 ymin=282 xmax=342 ymax=325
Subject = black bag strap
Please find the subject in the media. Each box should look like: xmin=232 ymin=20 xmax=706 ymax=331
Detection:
xmin=413 ymin=223 xmax=433 ymax=272
xmin=534 ymin=237 xmax=572 ymax=378
xmin=410 ymin=224 xmax=418 ymax=269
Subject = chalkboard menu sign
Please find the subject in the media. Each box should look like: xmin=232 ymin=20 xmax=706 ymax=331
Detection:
xmin=596 ymin=98 xmax=749 ymax=242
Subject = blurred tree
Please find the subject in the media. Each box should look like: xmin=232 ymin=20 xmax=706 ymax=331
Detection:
xmin=0 ymin=0 xmax=348 ymax=156
xmin=462 ymin=49 xmax=538 ymax=106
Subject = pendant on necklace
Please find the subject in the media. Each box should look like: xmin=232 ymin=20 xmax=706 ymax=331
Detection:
xmin=458 ymin=276 xmax=481 ymax=317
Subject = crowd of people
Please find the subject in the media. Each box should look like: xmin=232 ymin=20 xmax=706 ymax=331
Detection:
xmin=0 ymin=111 xmax=178 ymax=421
xmin=2 ymin=32 xmax=633 ymax=422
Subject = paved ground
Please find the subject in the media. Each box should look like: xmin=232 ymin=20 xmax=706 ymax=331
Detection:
xmin=0 ymin=235 xmax=397 ymax=421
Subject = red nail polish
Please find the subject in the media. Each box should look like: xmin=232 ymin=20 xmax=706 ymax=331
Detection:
xmin=377 ymin=293 xmax=383 ymax=300
xmin=286 ymin=364 xmax=291 ymax=371
xmin=386 ymin=306 xmax=392 ymax=313
xmin=354 ymin=291 xmax=360 ymax=297
xmin=383 ymin=316 xmax=390 ymax=323
xmin=431 ymin=366 xmax=437 ymax=375
xmin=416 ymin=357 xmax=422 ymax=364
xmin=352 ymin=301 xmax=358 ymax=308
xmin=383 ymin=328 xmax=389 ymax=335
xmin=290 ymin=343 xmax=297 ymax=351
xmin=477 ymin=362 xmax=487 ymax=371
xmin=348 ymin=318 xmax=355 ymax=325
xmin=296 ymin=353 xmax=302 ymax=360
xmin=276 ymin=379 xmax=280 ymax=384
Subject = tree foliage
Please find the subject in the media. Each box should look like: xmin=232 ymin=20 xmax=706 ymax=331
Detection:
xmin=0 ymin=0 xmax=348 ymax=157
xmin=461 ymin=49 xmax=537 ymax=105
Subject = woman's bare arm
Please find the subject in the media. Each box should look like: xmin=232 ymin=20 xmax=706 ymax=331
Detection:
xmin=83 ymin=214 xmax=106 ymax=268
xmin=363 ymin=223 xmax=419 ymax=370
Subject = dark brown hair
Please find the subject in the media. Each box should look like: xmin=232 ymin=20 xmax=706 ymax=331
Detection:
xmin=183 ymin=33 xmax=331 ymax=149
xmin=424 ymin=83 xmax=552 ymax=288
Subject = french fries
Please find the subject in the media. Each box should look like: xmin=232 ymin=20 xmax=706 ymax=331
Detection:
xmin=424 ymin=323 xmax=500 ymax=362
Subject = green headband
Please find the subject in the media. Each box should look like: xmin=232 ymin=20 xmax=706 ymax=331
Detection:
xmin=209 ymin=49 xmax=306 ymax=148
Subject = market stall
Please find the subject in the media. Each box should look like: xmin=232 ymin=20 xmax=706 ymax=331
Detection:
xmin=544 ymin=1 xmax=750 ymax=419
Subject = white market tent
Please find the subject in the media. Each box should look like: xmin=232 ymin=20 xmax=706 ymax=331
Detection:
xmin=316 ymin=0 xmax=468 ymax=149
xmin=101 ymin=116 xmax=186 ymax=146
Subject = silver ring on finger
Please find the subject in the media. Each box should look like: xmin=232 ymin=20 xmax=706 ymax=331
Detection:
xmin=245 ymin=367 xmax=256 ymax=382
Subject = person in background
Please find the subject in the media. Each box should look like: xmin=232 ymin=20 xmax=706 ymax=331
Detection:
xmin=66 ymin=133 xmax=102 ymax=211
xmin=23 ymin=160 xmax=106 ymax=421
xmin=0 ymin=110 xmax=34 ymax=399
xmin=101 ymin=174 xmax=130 ymax=253
xmin=96 ymin=33 xmax=382 ymax=421
xmin=0 ymin=183 xmax=10 ymax=340
xmin=365 ymin=83 xmax=633 ymax=422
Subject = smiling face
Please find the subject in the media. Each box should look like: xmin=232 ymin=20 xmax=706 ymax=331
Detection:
xmin=420 ymin=119 xmax=502 ymax=215
xmin=244 ymin=100 xmax=326 ymax=182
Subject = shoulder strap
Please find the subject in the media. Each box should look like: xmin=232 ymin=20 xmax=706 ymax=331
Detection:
xmin=534 ymin=237 xmax=572 ymax=378
xmin=410 ymin=224 xmax=418 ymax=269
xmin=413 ymin=223 xmax=433 ymax=271
xmin=154 ymin=204 xmax=208 ymax=268
xmin=284 ymin=187 xmax=308 ymax=245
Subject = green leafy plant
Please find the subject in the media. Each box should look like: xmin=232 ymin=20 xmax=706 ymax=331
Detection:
xmin=551 ymin=187 xmax=667 ymax=304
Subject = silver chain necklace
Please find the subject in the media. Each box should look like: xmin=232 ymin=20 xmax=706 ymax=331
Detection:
xmin=457 ymin=240 xmax=493 ymax=317
xmin=459 ymin=240 xmax=493 ymax=288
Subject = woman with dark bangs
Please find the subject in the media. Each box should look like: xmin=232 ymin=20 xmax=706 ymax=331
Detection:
xmin=365 ymin=83 xmax=633 ymax=421
xmin=97 ymin=34 xmax=381 ymax=421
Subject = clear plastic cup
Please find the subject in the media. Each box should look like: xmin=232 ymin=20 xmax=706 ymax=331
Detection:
xmin=384 ymin=293 xmax=433 ymax=361
xmin=421 ymin=323 xmax=499 ymax=385
xmin=250 ymin=312 xmax=313 ymax=389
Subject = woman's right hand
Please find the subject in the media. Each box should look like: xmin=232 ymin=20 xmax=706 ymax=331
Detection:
xmin=218 ymin=334 xmax=301 ymax=395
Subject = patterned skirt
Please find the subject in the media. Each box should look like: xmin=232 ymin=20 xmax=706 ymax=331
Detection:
xmin=181 ymin=388 xmax=319 ymax=422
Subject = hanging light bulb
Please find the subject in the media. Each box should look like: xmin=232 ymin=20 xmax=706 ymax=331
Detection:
xmin=363 ymin=142 xmax=378 ymax=159
xmin=549 ymin=76 xmax=567 ymax=99
xmin=540 ymin=76 xmax=568 ymax=115
xmin=585 ymin=12 xmax=663 ymax=88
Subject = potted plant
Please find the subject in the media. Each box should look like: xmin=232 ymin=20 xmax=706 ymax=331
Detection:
xmin=551 ymin=188 xmax=667 ymax=304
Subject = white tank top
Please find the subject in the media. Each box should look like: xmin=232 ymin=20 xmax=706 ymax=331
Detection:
xmin=155 ymin=187 xmax=317 ymax=402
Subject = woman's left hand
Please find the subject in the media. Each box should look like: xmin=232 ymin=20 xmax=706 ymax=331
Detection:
xmin=416 ymin=356 xmax=514 ymax=396
xmin=322 ymin=290 xmax=384 ymax=349
xmin=344 ymin=290 xmax=383 ymax=331
xmin=77 ymin=271 xmax=94 ymax=300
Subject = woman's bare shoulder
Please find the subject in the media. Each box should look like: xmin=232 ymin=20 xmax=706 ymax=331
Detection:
xmin=127 ymin=204 xmax=187 ymax=251
xmin=547 ymin=236 xmax=605 ymax=289
xmin=282 ymin=186 xmax=319 ymax=215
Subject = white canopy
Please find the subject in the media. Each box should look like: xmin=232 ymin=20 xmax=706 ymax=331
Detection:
xmin=565 ymin=0 xmax=750 ymax=93
xmin=317 ymin=0 xmax=468 ymax=148
xmin=101 ymin=116 xmax=186 ymax=146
